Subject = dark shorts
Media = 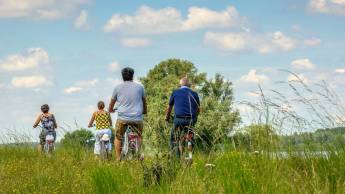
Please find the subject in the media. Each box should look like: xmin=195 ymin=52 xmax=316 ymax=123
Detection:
xmin=39 ymin=130 xmax=56 ymax=145
xmin=115 ymin=119 xmax=143 ymax=140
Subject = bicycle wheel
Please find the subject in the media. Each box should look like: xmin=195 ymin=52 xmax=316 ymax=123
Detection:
xmin=48 ymin=143 xmax=54 ymax=154
xmin=44 ymin=143 xmax=49 ymax=154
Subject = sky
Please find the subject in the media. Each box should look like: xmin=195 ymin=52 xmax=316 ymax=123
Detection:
xmin=0 ymin=0 xmax=344 ymax=142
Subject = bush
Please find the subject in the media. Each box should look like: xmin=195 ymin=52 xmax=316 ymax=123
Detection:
xmin=61 ymin=129 xmax=94 ymax=148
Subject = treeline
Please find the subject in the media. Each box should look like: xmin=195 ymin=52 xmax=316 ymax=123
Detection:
xmin=229 ymin=125 xmax=345 ymax=151
xmin=280 ymin=127 xmax=345 ymax=150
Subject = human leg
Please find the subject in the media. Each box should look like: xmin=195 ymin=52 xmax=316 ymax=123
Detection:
xmin=115 ymin=120 xmax=126 ymax=161
xmin=39 ymin=130 xmax=46 ymax=152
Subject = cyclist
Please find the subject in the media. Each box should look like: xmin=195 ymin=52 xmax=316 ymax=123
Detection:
xmin=108 ymin=67 xmax=147 ymax=161
xmin=165 ymin=77 xmax=200 ymax=159
xmin=88 ymin=101 xmax=113 ymax=156
xmin=33 ymin=104 xmax=58 ymax=152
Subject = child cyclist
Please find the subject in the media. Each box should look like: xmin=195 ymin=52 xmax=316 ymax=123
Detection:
xmin=88 ymin=101 xmax=113 ymax=155
xmin=33 ymin=104 xmax=58 ymax=152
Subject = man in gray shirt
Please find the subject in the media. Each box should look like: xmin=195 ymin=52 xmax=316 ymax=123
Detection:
xmin=108 ymin=67 xmax=147 ymax=161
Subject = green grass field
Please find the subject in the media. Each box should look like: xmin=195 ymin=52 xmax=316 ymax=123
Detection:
xmin=1 ymin=145 xmax=344 ymax=194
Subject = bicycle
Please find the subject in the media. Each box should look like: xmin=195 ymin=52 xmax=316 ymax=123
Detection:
xmin=172 ymin=124 xmax=195 ymax=164
xmin=121 ymin=124 xmax=141 ymax=161
xmin=37 ymin=125 xmax=55 ymax=154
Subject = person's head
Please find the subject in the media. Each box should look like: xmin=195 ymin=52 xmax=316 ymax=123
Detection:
xmin=41 ymin=104 xmax=49 ymax=113
xmin=121 ymin=67 xmax=134 ymax=81
xmin=179 ymin=77 xmax=191 ymax=87
xmin=98 ymin=101 xmax=105 ymax=110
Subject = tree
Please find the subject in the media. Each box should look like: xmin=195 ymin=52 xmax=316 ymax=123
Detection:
xmin=61 ymin=129 xmax=94 ymax=148
xmin=140 ymin=58 xmax=240 ymax=152
xmin=196 ymin=73 xmax=240 ymax=150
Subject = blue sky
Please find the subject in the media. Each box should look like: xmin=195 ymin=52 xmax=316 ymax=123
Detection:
xmin=0 ymin=0 xmax=344 ymax=141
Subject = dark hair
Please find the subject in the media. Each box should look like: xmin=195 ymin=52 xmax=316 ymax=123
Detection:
xmin=121 ymin=67 xmax=134 ymax=81
xmin=98 ymin=101 xmax=105 ymax=110
xmin=41 ymin=104 xmax=49 ymax=113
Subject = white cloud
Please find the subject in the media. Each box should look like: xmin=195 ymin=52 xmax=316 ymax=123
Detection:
xmin=271 ymin=31 xmax=297 ymax=51
xmin=64 ymin=87 xmax=83 ymax=94
xmin=335 ymin=116 xmax=345 ymax=125
xmin=63 ymin=78 xmax=98 ymax=94
xmin=74 ymin=10 xmax=89 ymax=30
xmin=335 ymin=68 xmax=345 ymax=73
xmin=308 ymin=0 xmax=345 ymax=15
xmin=11 ymin=75 xmax=49 ymax=88
xmin=181 ymin=6 xmax=241 ymax=31
xmin=304 ymin=38 xmax=321 ymax=46
xmin=121 ymin=38 xmax=151 ymax=47
xmin=104 ymin=5 xmax=243 ymax=34
xmin=204 ymin=32 xmax=249 ymax=52
xmin=107 ymin=78 xmax=122 ymax=86
xmin=246 ymin=91 xmax=260 ymax=97
xmin=104 ymin=6 xmax=183 ymax=33
xmin=0 ymin=0 xmax=91 ymax=20
xmin=0 ymin=48 xmax=49 ymax=71
xmin=287 ymin=74 xmax=310 ymax=84
xmin=204 ymin=31 xmax=297 ymax=54
xmin=240 ymin=70 xmax=269 ymax=84
xmin=332 ymin=0 xmax=345 ymax=4
xmin=75 ymin=79 xmax=98 ymax=87
xmin=236 ymin=104 xmax=253 ymax=114
xmin=108 ymin=61 xmax=120 ymax=72
xmin=291 ymin=58 xmax=316 ymax=70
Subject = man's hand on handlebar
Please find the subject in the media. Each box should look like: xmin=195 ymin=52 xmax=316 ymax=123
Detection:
xmin=165 ymin=115 xmax=171 ymax=122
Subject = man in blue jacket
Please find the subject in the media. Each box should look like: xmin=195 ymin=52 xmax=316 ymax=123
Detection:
xmin=165 ymin=77 xmax=200 ymax=160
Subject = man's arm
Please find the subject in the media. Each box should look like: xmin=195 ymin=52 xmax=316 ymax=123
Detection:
xmin=165 ymin=105 xmax=173 ymax=122
xmin=88 ymin=112 xmax=96 ymax=128
xmin=108 ymin=98 xmax=116 ymax=113
xmin=142 ymin=97 xmax=147 ymax=115
xmin=33 ymin=114 xmax=41 ymax=128
xmin=166 ymin=92 xmax=174 ymax=122
xmin=196 ymin=94 xmax=200 ymax=116
xmin=108 ymin=112 xmax=113 ymax=127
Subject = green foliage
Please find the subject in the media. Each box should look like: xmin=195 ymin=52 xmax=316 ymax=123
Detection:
xmin=61 ymin=128 xmax=94 ymax=148
xmin=140 ymin=58 xmax=240 ymax=152
xmin=196 ymin=74 xmax=240 ymax=150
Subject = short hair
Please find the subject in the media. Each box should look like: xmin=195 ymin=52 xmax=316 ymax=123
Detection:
xmin=179 ymin=77 xmax=190 ymax=87
xmin=121 ymin=67 xmax=134 ymax=81
xmin=41 ymin=104 xmax=49 ymax=113
xmin=98 ymin=101 xmax=105 ymax=110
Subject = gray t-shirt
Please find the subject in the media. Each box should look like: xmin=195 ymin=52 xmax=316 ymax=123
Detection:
xmin=112 ymin=81 xmax=145 ymax=121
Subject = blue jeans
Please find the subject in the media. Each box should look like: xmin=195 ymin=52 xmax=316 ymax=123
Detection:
xmin=170 ymin=117 xmax=196 ymax=152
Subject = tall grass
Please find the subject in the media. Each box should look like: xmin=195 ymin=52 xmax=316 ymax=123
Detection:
xmin=1 ymin=73 xmax=344 ymax=193
xmin=1 ymin=146 xmax=345 ymax=193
